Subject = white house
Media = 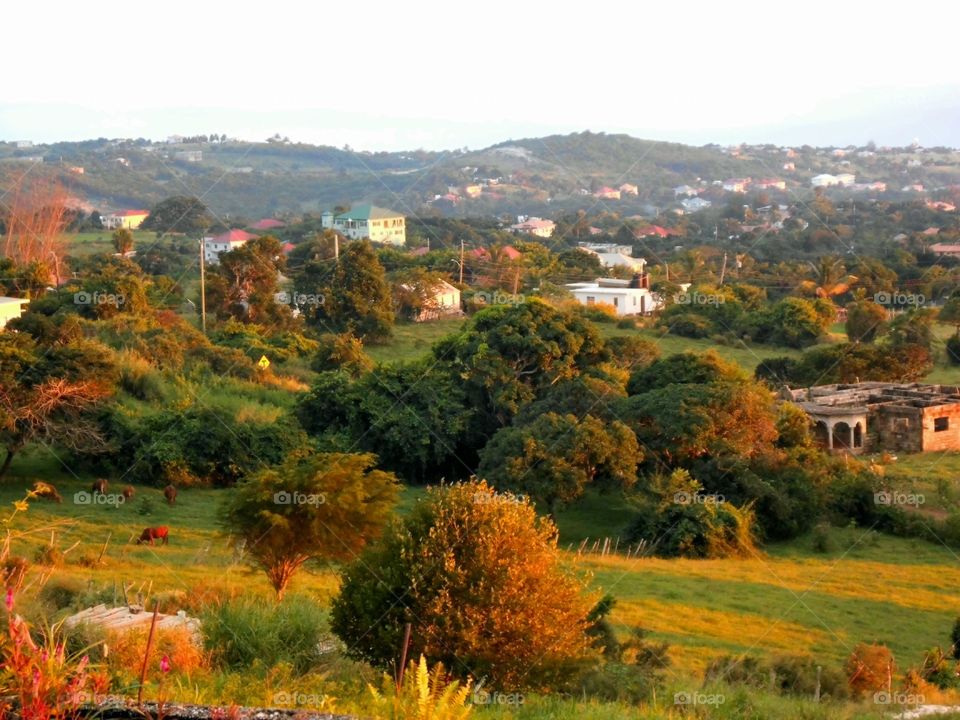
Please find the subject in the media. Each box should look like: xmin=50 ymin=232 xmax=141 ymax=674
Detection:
xmin=566 ymin=277 xmax=661 ymax=316
xmin=509 ymin=217 xmax=555 ymax=238
xmin=681 ymin=197 xmax=712 ymax=212
xmin=203 ymin=229 xmax=259 ymax=265
xmin=401 ymin=279 xmax=462 ymax=322
xmin=0 ymin=297 xmax=30 ymax=329
xmin=321 ymin=204 xmax=406 ymax=245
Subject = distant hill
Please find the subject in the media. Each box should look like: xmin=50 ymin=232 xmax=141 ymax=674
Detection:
xmin=0 ymin=132 xmax=957 ymax=221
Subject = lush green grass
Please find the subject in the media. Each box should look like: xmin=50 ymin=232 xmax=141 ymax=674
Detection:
xmin=365 ymin=316 xmax=468 ymax=364
xmin=64 ymin=230 xmax=159 ymax=258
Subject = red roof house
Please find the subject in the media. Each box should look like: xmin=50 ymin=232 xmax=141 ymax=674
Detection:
xmin=250 ymin=218 xmax=286 ymax=231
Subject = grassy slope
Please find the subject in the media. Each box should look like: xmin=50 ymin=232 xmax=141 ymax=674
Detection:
xmin=6 ymin=457 xmax=959 ymax=685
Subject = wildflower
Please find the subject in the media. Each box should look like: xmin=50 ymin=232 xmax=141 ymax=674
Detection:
xmin=5 ymin=588 xmax=13 ymax=611
xmin=160 ymin=655 xmax=171 ymax=673
xmin=12 ymin=500 xmax=28 ymax=513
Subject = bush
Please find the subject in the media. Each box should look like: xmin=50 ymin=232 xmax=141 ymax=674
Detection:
xmin=38 ymin=577 xmax=85 ymax=611
xmin=201 ymin=595 xmax=330 ymax=675
xmin=811 ymin=523 xmax=835 ymax=554
xmin=947 ymin=334 xmax=960 ymax=365
xmin=616 ymin=317 xmax=636 ymax=329
xmin=846 ymin=643 xmax=894 ymax=696
xmin=330 ymin=480 xmax=598 ymax=690
xmin=662 ymin=311 xmax=712 ymax=338
xmin=106 ymin=626 xmax=206 ymax=680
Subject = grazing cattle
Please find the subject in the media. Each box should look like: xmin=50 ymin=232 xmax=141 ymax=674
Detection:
xmin=30 ymin=481 xmax=62 ymax=503
xmin=92 ymin=478 xmax=108 ymax=495
xmin=163 ymin=485 xmax=177 ymax=505
xmin=122 ymin=485 xmax=135 ymax=500
xmin=136 ymin=526 xmax=169 ymax=546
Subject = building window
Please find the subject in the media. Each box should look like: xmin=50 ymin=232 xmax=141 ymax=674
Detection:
xmin=586 ymin=297 xmax=595 ymax=305
xmin=613 ymin=297 xmax=618 ymax=307
xmin=935 ymin=417 xmax=950 ymax=432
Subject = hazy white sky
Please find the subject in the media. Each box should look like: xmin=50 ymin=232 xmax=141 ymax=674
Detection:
xmin=2 ymin=0 xmax=958 ymax=149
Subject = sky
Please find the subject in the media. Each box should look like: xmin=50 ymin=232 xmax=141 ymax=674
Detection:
xmin=2 ymin=1 xmax=958 ymax=151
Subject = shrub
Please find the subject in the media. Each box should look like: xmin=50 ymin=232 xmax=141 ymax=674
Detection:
xmin=201 ymin=595 xmax=329 ymax=675
xmin=846 ymin=643 xmax=894 ymax=696
xmin=106 ymin=626 xmax=206 ymax=680
xmin=951 ymin=618 xmax=960 ymax=660
xmin=947 ymin=334 xmax=960 ymax=365
xmin=811 ymin=523 xmax=835 ymax=554
xmin=38 ymin=577 xmax=85 ymax=611
xmin=662 ymin=311 xmax=712 ymax=338
xmin=616 ymin=317 xmax=636 ymax=329
xmin=331 ymin=480 xmax=598 ymax=690
xmin=579 ymin=304 xmax=619 ymax=323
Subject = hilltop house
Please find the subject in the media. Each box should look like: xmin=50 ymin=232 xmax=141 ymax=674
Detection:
xmin=722 ymin=178 xmax=751 ymax=193
xmin=785 ymin=382 xmax=960 ymax=454
xmin=509 ymin=217 xmax=555 ymax=238
xmin=681 ymin=197 xmax=712 ymax=212
xmin=577 ymin=246 xmax=647 ymax=272
xmin=594 ymin=186 xmax=621 ymax=200
xmin=102 ymin=209 xmax=149 ymax=230
xmin=321 ymin=204 xmax=406 ymax=245
xmin=754 ymin=178 xmax=786 ymax=191
xmin=203 ymin=229 xmax=258 ymax=265
xmin=674 ymin=184 xmax=701 ymax=197
xmin=619 ymin=183 xmax=639 ymax=196
xmin=566 ymin=275 xmax=660 ymax=316
xmin=0 ymin=297 xmax=30 ymax=329
xmin=811 ymin=173 xmax=856 ymax=187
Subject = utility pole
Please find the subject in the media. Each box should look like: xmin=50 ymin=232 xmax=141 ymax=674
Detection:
xmin=334 ymin=234 xmax=339 ymax=261
xmin=719 ymin=252 xmax=728 ymax=285
xmin=458 ymin=238 xmax=465 ymax=284
xmin=199 ymin=236 xmax=207 ymax=334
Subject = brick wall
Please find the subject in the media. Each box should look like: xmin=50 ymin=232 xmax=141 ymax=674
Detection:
xmin=921 ymin=404 xmax=960 ymax=452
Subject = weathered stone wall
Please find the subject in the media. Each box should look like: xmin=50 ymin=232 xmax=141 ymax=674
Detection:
xmin=874 ymin=405 xmax=924 ymax=454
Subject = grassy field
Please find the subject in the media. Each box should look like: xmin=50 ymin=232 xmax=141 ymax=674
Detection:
xmin=64 ymin=230 xmax=161 ymax=258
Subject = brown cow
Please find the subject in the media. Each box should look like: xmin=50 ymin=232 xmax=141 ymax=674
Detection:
xmin=136 ymin=526 xmax=169 ymax=546
xmin=92 ymin=478 xmax=108 ymax=495
xmin=30 ymin=481 xmax=62 ymax=503
xmin=122 ymin=485 xmax=135 ymax=500
xmin=163 ymin=485 xmax=177 ymax=505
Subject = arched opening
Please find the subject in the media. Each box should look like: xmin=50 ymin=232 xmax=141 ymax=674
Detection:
xmin=813 ymin=420 xmax=831 ymax=449
xmin=854 ymin=422 xmax=863 ymax=449
xmin=832 ymin=421 xmax=852 ymax=450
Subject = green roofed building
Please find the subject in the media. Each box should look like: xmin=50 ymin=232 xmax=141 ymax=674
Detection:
xmin=321 ymin=204 xmax=406 ymax=246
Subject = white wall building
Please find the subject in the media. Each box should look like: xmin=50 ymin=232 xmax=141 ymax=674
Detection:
xmin=203 ymin=229 xmax=258 ymax=265
xmin=0 ymin=297 xmax=30 ymax=329
xmin=566 ymin=277 xmax=661 ymax=316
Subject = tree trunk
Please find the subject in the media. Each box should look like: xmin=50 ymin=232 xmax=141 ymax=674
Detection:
xmin=0 ymin=448 xmax=14 ymax=480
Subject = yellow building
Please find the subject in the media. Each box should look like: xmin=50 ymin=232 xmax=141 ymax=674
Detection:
xmin=321 ymin=204 xmax=406 ymax=246
xmin=103 ymin=209 xmax=149 ymax=230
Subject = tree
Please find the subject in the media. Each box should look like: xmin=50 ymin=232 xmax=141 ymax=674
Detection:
xmin=432 ymin=299 xmax=608 ymax=437
xmin=207 ymin=235 xmax=292 ymax=325
xmin=111 ymin=228 xmax=134 ymax=255
xmin=0 ymin=334 xmax=115 ymax=479
xmin=0 ymin=177 xmax=70 ymax=287
xmin=330 ymin=481 xmax=597 ymax=689
xmin=314 ymin=240 xmax=394 ymax=341
xmin=887 ymin=308 xmax=935 ymax=350
xmin=221 ymin=451 xmax=398 ymax=599
xmin=845 ymin=298 xmax=888 ymax=343
xmin=141 ymin=196 xmax=214 ymax=235
xmin=478 ymin=412 xmax=639 ymax=513
xmin=311 ymin=333 xmax=374 ymax=377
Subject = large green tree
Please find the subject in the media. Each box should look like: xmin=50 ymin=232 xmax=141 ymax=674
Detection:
xmin=221 ymin=451 xmax=398 ymax=598
xmin=141 ymin=195 xmax=214 ymax=235
xmin=312 ymin=239 xmax=394 ymax=341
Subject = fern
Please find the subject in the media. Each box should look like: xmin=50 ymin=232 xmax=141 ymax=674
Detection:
xmin=367 ymin=655 xmax=472 ymax=720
